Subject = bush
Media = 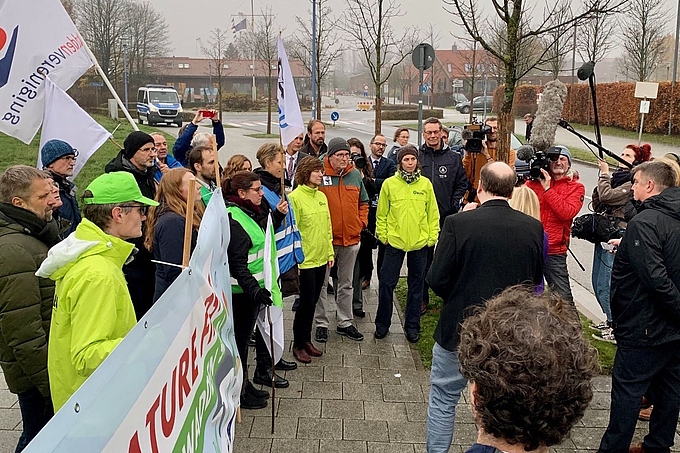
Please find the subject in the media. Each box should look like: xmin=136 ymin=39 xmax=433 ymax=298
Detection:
xmin=382 ymin=109 xmax=444 ymax=120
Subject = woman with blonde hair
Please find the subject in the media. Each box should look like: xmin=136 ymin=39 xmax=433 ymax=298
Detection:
xmin=224 ymin=154 xmax=252 ymax=177
xmin=509 ymin=185 xmax=547 ymax=293
xmin=145 ymin=168 xmax=204 ymax=303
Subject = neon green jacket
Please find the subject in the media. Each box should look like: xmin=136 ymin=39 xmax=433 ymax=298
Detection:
xmin=288 ymin=184 xmax=334 ymax=269
xmin=376 ymin=173 xmax=440 ymax=252
xmin=36 ymin=219 xmax=137 ymax=411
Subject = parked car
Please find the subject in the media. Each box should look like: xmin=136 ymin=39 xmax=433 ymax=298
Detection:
xmin=455 ymin=95 xmax=494 ymax=114
xmin=450 ymin=93 xmax=468 ymax=106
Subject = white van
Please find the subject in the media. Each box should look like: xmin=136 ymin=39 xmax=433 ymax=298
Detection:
xmin=136 ymin=85 xmax=183 ymax=127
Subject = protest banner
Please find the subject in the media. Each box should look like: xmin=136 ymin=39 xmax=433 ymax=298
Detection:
xmin=25 ymin=192 xmax=241 ymax=453
xmin=0 ymin=0 xmax=93 ymax=144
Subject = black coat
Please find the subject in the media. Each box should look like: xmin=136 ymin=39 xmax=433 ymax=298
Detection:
xmin=49 ymin=172 xmax=81 ymax=237
xmin=427 ymin=200 xmax=544 ymax=351
xmin=611 ymin=186 xmax=680 ymax=347
xmin=152 ymin=211 xmax=198 ymax=303
xmin=418 ymin=141 xmax=469 ymax=221
xmin=371 ymin=156 xmax=396 ymax=194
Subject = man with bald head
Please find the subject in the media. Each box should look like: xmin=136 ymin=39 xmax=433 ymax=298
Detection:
xmin=425 ymin=162 xmax=545 ymax=453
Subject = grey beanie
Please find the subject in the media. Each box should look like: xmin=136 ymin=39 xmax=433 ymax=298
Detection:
xmin=326 ymin=137 xmax=350 ymax=157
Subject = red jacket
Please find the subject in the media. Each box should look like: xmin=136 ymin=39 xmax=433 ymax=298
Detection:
xmin=526 ymin=177 xmax=585 ymax=255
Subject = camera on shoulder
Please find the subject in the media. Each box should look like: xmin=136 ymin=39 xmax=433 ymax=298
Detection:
xmin=461 ymin=122 xmax=492 ymax=154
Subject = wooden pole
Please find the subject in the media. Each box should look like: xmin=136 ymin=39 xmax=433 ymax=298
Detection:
xmin=268 ymin=305 xmax=276 ymax=434
xmin=279 ymin=137 xmax=286 ymax=197
xmin=182 ymin=178 xmax=196 ymax=267
xmin=212 ymin=135 xmax=221 ymax=189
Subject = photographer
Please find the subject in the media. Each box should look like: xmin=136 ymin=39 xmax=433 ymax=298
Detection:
xmin=526 ymin=146 xmax=584 ymax=307
xmin=462 ymin=117 xmax=516 ymax=203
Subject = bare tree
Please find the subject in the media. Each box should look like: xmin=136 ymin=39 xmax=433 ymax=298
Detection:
xmin=200 ymin=28 xmax=230 ymax=121
xmin=424 ymin=23 xmax=443 ymax=98
xmin=619 ymin=0 xmax=668 ymax=81
xmin=576 ymin=8 xmax=617 ymax=64
xmin=541 ymin=6 xmax=575 ymax=78
xmin=76 ymin=0 xmax=129 ymax=85
xmin=442 ymin=0 xmax=626 ymax=163
xmin=289 ymin=0 xmax=345 ymax=119
xmin=342 ymin=0 xmax=420 ymax=135
xmin=125 ymin=1 xmax=171 ymax=88
xmin=241 ymin=8 xmax=278 ymax=134
xmin=61 ymin=0 xmax=76 ymax=20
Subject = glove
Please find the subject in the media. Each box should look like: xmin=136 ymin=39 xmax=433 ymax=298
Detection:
xmin=254 ymin=288 xmax=273 ymax=306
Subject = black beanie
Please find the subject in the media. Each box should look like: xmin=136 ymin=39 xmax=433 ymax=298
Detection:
xmin=326 ymin=137 xmax=350 ymax=157
xmin=123 ymin=131 xmax=155 ymax=159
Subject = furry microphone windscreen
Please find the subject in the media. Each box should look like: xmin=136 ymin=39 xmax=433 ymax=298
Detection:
xmin=528 ymin=80 xmax=568 ymax=153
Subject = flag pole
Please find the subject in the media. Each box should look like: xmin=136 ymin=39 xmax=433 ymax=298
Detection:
xmin=182 ymin=178 xmax=197 ymax=267
xmin=212 ymin=135 xmax=221 ymax=188
xmin=77 ymin=32 xmax=139 ymax=132
xmin=268 ymin=303 xmax=275 ymax=434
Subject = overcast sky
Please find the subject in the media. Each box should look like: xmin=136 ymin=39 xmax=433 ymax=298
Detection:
xmin=147 ymin=0 xmax=679 ymax=60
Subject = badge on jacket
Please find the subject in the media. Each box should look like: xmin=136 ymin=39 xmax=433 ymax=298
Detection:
xmin=323 ymin=176 xmax=333 ymax=186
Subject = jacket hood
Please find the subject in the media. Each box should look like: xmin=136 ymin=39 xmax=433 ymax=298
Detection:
xmin=419 ymin=140 xmax=450 ymax=155
xmin=105 ymin=150 xmax=153 ymax=177
xmin=36 ymin=218 xmax=135 ymax=281
xmin=642 ymin=186 xmax=680 ymax=220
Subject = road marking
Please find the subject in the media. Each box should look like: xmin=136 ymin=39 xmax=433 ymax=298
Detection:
xmin=241 ymin=122 xmax=256 ymax=126
xmin=226 ymin=123 xmax=241 ymax=128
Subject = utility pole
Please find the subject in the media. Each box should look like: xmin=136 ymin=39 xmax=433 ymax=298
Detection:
xmin=311 ymin=0 xmax=318 ymax=120
xmin=123 ymin=41 xmax=129 ymax=110
xmin=669 ymin=0 xmax=680 ymax=135
xmin=251 ymin=0 xmax=256 ymax=102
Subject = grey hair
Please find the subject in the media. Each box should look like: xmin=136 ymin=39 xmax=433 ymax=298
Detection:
xmin=191 ymin=132 xmax=213 ymax=149
xmin=0 ymin=165 xmax=52 ymax=203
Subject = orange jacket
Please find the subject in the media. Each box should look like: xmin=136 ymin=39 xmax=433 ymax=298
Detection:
xmin=319 ymin=157 xmax=369 ymax=246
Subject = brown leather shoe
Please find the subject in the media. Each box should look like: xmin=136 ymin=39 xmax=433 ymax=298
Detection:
xmin=629 ymin=443 xmax=647 ymax=453
xmin=638 ymin=405 xmax=653 ymax=421
xmin=292 ymin=347 xmax=311 ymax=363
xmin=304 ymin=342 xmax=323 ymax=357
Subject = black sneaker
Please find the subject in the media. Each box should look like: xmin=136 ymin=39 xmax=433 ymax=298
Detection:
xmin=245 ymin=380 xmax=269 ymax=399
xmin=240 ymin=391 xmax=268 ymax=410
xmin=337 ymin=325 xmax=364 ymax=341
xmin=315 ymin=327 xmax=328 ymax=343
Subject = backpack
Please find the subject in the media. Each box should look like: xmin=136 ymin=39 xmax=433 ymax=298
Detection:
xmin=571 ymin=213 xmax=620 ymax=244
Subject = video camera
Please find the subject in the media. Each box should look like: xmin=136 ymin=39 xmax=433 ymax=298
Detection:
xmin=520 ymin=146 xmax=562 ymax=181
xmin=351 ymin=153 xmax=367 ymax=169
xmin=461 ymin=122 xmax=493 ymax=154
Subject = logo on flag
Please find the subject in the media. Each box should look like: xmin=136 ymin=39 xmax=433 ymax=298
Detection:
xmin=277 ymin=37 xmax=305 ymax=148
xmin=0 ymin=26 xmax=19 ymax=88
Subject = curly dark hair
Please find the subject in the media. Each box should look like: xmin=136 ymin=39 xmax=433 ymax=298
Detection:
xmin=458 ymin=286 xmax=599 ymax=451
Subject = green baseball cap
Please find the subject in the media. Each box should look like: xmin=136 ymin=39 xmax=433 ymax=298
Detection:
xmin=83 ymin=172 xmax=159 ymax=206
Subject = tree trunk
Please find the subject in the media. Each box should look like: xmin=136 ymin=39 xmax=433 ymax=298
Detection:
xmin=497 ymin=80 xmax=516 ymax=165
xmin=267 ymin=70 xmax=272 ymax=135
xmin=374 ymin=85 xmax=382 ymax=136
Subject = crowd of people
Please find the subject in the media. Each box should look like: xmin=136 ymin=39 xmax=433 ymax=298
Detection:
xmin=2 ymin=110 xmax=680 ymax=453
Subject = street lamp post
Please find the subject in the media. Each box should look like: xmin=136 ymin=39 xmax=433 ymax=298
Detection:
xmin=311 ymin=0 xmax=318 ymax=120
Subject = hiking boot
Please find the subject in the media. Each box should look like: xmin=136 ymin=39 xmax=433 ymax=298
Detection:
xmin=315 ymin=327 xmax=328 ymax=343
xmin=240 ymin=391 xmax=267 ymax=410
xmin=245 ymin=380 xmax=269 ymax=399
xmin=337 ymin=325 xmax=364 ymax=341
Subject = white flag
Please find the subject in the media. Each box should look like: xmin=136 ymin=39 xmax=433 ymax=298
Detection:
xmin=256 ymin=215 xmax=284 ymax=364
xmin=277 ymin=37 xmax=305 ymax=148
xmin=0 ymin=0 xmax=93 ymax=144
xmin=38 ymin=78 xmax=110 ymax=178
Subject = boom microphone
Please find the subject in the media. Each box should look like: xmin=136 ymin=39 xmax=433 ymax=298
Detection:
xmin=527 ymin=79 xmax=568 ymax=153
xmin=577 ymin=61 xmax=595 ymax=81
xmin=516 ymin=144 xmax=536 ymax=162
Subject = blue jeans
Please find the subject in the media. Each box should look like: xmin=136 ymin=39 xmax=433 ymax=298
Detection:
xmin=15 ymin=387 xmax=53 ymax=452
xmin=427 ymin=342 xmax=468 ymax=453
xmin=375 ymin=245 xmax=427 ymax=335
xmin=592 ymin=242 xmax=614 ymax=322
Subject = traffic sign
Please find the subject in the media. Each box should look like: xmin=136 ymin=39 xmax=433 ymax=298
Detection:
xmin=452 ymin=79 xmax=463 ymax=88
xmin=90 ymin=81 xmax=104 ymax=87
xmin=330 ymin=111 xmax=339 ymax=126
xmin=412 ymin=43 xmax=435 ymax=70
xmin=421 ymin=85 xmax=428 ymax=93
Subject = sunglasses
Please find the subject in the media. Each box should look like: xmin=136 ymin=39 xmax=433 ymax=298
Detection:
xmin=119 ymin=205 xmax=149 ymax=215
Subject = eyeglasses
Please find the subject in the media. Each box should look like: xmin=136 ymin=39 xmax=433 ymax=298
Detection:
xmin=333 ymin=152 xmax=350 ymax=159
xmin=548 ymin=154 xmax=562 ymax=162
xmin=423 ymin=130 xmax=440 ymax=136
xmin=119 ymin=205 xmax=149 ymax=216
xmin=59 ymin=155 xmax=77 ymax=163
xmin=139 ymin=146 xmax=157 ymax=153
xmin=371 ymin=142 xmax=387 ymax=147
xmin=248 ymin=186 xmax=264 ymax=193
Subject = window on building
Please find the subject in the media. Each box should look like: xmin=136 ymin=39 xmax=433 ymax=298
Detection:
xmin=146 ymin=63 xmax=152 ymax=68
xmin=223 ymin=64 xmax=229 ymax=69
xmin=166 ymin=62 xmax=173 ymax=68
xmin=447 ymin=63 xmax=452 ymax=72
xmin=464 ymin=63 xmax=472 ymax=73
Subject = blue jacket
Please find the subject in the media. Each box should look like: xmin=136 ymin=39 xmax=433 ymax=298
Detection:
xmin=257 ymin=170 xmax=304 ymax=274
xmin=172 ymin=121 xmax=225 ymax=166
xmin=49 ymin=172 xmax=81 ymax=237
xmin=154 ymin=153 xmax=183 ymax=182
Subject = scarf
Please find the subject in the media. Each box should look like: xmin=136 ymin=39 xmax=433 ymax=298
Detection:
xmin=611 ymin=168 xmax=632 ymax=189
xmin=399 ymin=168 xmax=421 ymax=184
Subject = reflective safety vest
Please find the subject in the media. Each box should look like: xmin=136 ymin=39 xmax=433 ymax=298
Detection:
xmin=226 ymin=206 xmax=282 ymax=306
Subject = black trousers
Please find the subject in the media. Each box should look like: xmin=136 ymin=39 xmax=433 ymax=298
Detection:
xmin=232 ymin=293 xmax=260 ymax=394
xmin=293 ymin=265 xmax=327 ymax=348
xmin=598 ymin=341 xmax=680 ymax=453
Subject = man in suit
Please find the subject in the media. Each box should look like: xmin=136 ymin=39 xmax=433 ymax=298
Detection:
xmin=285 ymin=132 xmax=308 ymax=188
xmin=425 ymin=161 xmax=545 ymax=453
